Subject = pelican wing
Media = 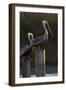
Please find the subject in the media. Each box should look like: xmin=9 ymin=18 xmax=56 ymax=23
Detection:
xmin=33 ymin=35 xmax=47 ymax=46
xmin=20 ymin=34 xmax=47 ymax=56
xmin=20 ymin=44 xmax=32 ymax=56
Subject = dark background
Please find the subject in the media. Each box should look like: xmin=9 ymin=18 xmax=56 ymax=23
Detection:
xmin=20 ymin=12 xmax=58 ymax=74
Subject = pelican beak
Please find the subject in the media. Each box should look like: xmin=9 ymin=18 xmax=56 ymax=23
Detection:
xmin=42 ymin=20 xmax=53 ymax=37
xmin=47 ymin=23 xmax=53 ymax=37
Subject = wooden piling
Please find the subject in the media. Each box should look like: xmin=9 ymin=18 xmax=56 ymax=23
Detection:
xmin=20 ymin=56 xmax=31 ymax=77
xmin=35 ymin=46 xmax=45 ymax=77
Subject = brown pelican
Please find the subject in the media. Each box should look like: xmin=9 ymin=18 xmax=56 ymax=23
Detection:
xmin=20 ymin=20 xmax=53 ymax=56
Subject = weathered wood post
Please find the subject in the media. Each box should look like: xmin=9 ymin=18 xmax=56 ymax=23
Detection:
xmin=35 ymin=46 xmax=45 ymax=77
xmin=20 ymin=56 xmax=31 ymax=77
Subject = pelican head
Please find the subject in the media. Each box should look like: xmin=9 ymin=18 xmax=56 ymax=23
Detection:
xmin=42 ymin=20 xmax=53 ymax=37
xmin=42 ymin=20 xmax=48 ymax=25
xmin=28 ymin=33 xmax=34 ymax=43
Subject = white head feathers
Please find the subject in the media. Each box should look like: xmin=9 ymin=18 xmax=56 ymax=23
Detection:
xmin=28 ymin=33 xmax=34 ymax=43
